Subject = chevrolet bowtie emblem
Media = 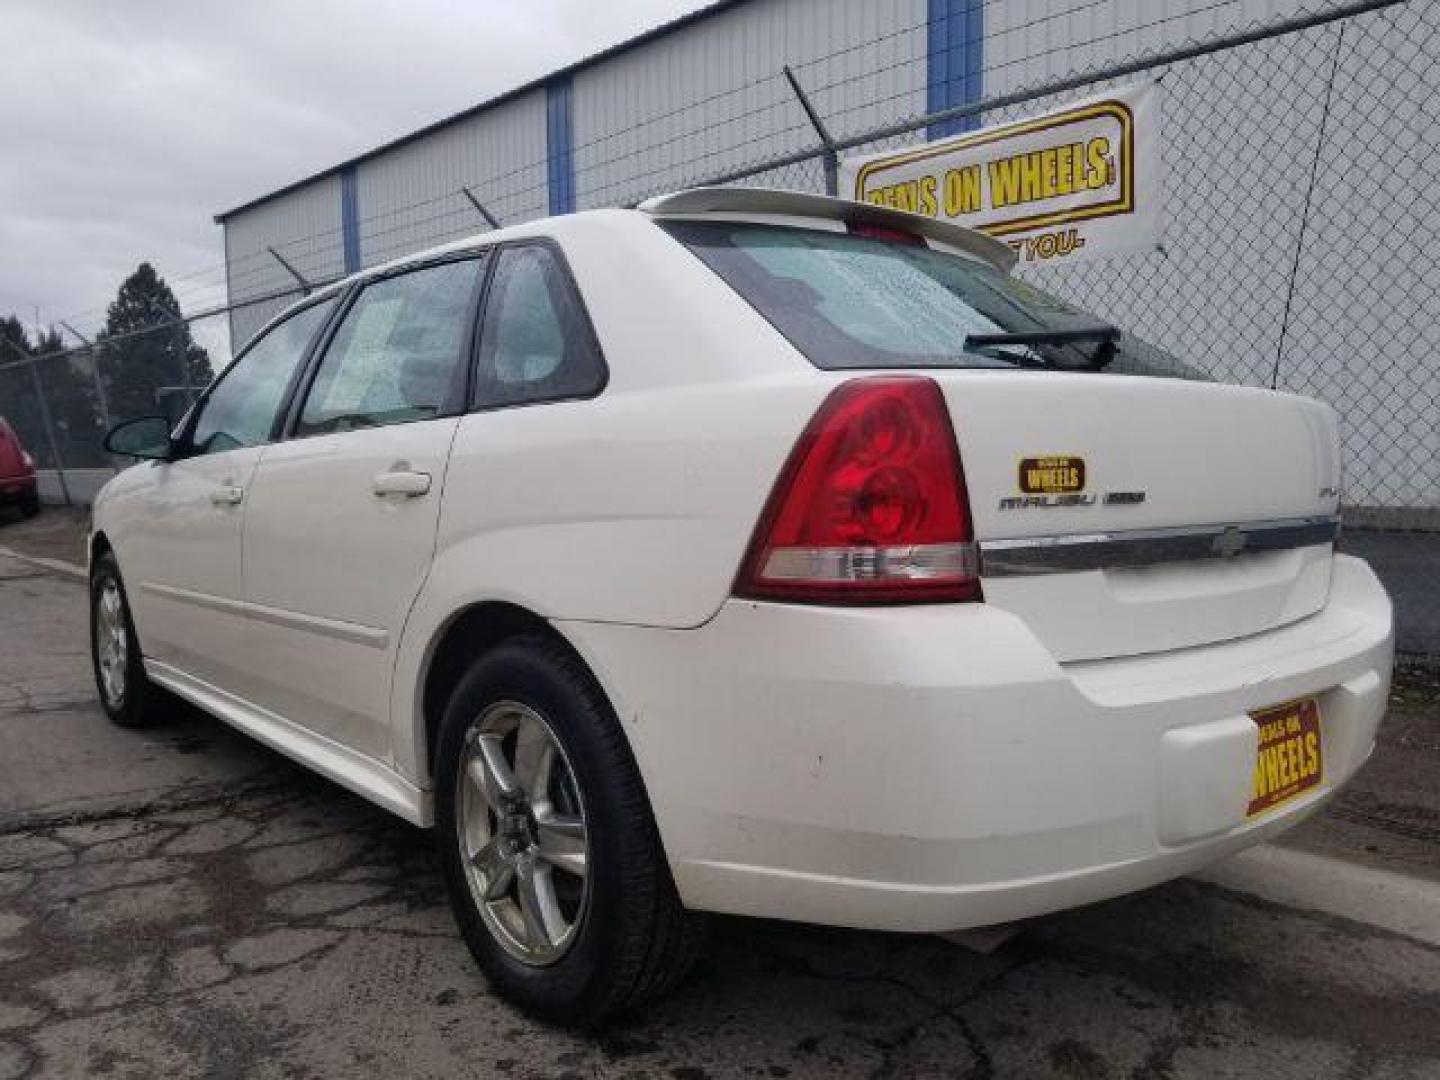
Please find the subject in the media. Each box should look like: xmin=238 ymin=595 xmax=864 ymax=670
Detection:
xmin=1212 ymin=526 xmax=1247 ymax=558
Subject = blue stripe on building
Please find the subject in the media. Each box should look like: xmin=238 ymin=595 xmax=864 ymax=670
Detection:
xmin=546 ymin=77 xmax=576 ymax=215
xmin=340 ymin=165 xmax=361 ymax=273
xmin=927 ymin=0 xmax=984 ymax=141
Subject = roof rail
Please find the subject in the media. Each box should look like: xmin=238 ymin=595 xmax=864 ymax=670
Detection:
xmin=638 ymin=186 xmax=1018 ymax=271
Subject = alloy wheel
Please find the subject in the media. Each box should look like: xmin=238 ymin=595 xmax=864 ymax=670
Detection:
xmin=456 ymin=700 xmax=590 ymax=966
xmin=95 ymin=580 xmax=128 ymax=707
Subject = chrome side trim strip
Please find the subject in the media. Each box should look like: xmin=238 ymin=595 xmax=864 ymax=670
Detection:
xmin=140 ymin=581 xmax=389 ymax=648
xmin=140 ymin=581 xmax=249 ymax=619
xmin=979 ymin=515 xmax=1339 ymax=576
xmin=244 ymin=598 xmax=390 ymax=650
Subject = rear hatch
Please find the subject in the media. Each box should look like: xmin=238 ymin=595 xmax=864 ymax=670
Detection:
xmin=657 ymin=208 xmax=1341 ymax=663
xmin=935 ymin=371 xmax=1340 ymax=661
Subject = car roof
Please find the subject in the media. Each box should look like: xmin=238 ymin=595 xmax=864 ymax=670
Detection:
xmin=247 ymin=185 xmax=1018 ymax=348
xmin=352 ymin=185 xmax=1016 ymax=284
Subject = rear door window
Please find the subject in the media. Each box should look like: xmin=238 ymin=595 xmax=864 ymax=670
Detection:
xmin=661 ymin=220 xmax=1203 ymax=379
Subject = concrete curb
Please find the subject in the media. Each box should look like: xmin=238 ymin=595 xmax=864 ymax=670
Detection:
xmin=0 ymin=544 xmax=86 ymax=581
xmin=1197 ymin=844 xmax=1440 ymax=949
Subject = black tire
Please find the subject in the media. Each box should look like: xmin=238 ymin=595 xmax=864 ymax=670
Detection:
xmin=434 ymin=634 xmax=704 ymax=1026
xmin=18 ymin=488 xmax=39 ymax=518
xmin=89 ymin=551 xmax=154 ymax=728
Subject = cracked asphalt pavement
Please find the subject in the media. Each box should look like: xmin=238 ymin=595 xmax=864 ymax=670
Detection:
xmin=1 ymin=532 xmax=1438 ymax=1078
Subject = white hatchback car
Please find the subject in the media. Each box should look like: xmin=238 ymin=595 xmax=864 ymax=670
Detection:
xmin=92 ymin=187 xmax=1393 ymax=1025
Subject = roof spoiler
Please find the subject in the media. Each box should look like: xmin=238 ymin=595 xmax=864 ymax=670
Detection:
xmin=638 ymin=186 xmax=1018 ymax=272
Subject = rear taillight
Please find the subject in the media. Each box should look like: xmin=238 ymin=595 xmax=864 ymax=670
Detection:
xmin=20 ymin=452 xmax=34 ymax=470
xmin=736 ymin=376 xmax=980 ymax=604
xmin=847 ymin=222 xmax=926 ymax=246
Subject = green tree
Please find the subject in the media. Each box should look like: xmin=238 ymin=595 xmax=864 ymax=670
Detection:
xmin=98 ymin=262 xmax=213 ymax=421
xmin=0 ymin=315 xmax=29 ymax=360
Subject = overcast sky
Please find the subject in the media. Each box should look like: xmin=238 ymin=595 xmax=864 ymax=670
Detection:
xmin=0 ymin=0 xmax=707 ymax=343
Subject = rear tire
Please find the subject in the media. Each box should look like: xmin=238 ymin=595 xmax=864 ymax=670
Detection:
xmin=18 ymin=488 xmax=39 ymax=518
xmin=434 ymin=634 xmax=704 ymax=1026
xmin=89 ymin=551 xmax=153 ymax=728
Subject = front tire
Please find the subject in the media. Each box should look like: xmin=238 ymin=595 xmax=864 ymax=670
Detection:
xmin=89 ymin=551 xmax=153 ymax=727
xmin=434 ymin=635 xmax=704 ymax=1026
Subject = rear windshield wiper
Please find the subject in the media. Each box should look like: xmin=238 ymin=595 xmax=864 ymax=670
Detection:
xmin=964 ymin=324 xmax=1121 ymax=370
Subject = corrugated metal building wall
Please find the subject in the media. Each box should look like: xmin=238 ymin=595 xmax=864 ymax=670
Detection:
xmin=222 ymin=175 xmax=346 ymax=346
xmin=571 ymin=0 xmax=929 ymax=211
xmin=218 ymin=0 xmax=1352 ymax=344
xmin=356 ymin=91 xmax=551 ymax=270
xmin=218 ymin=0 xmax=942 ymax=347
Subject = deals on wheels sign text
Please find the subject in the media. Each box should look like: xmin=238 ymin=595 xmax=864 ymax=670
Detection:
xmin=841 ymin=82 xmax=1160 ymax=264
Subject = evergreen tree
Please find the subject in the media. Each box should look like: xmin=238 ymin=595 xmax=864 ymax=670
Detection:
xmin=97 ymin=263 xmax=213 ymax=420
xmin=0 ymin=315 xmax=29 ymax=361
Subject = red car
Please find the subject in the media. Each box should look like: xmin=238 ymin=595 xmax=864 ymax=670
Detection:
xmin=0 ymin=417 xmax=40 ymax=518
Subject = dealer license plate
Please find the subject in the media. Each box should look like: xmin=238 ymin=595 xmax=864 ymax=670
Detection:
xmin=1247 ymin=698 xmax=1323 ymax=818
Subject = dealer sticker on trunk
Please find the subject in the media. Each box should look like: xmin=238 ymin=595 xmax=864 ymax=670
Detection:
xmin=1247 ymin=698 xmax=1323 ymax=818
xmin=1018 ymin=455 xmax=1086 ymax=493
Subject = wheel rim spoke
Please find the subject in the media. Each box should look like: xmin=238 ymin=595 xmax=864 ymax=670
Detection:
xmin=535 ymin=813 xmax=587 ymax=878
xmin=472 ymin=838 xmax=515 ymax=901
xmin=511 ymin=717 xmax=554 ymax=799
xmin=468 ymin=734 xmax=520 ymax=810
xmin=515 ymin=858 xmax=564 ymax=951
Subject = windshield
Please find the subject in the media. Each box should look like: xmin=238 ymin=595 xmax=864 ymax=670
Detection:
xmin=661 ymin=220 xmax=1203 ymax=378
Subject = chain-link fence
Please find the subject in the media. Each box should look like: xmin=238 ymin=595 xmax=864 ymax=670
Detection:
xmin=0 ymin=315 xmax=223 ymax=504
xmin=1 ymin=0 xmax=1433 ymax=656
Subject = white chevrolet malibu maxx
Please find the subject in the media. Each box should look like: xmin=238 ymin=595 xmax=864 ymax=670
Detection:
xmin=91 ymin=188 xmax=1393 ymax=1024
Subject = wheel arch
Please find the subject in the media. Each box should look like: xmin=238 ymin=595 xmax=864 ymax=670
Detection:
xmin=414 ymin=601 xmax=618 ymax=788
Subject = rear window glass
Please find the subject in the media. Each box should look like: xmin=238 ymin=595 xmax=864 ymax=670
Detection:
xmin=661 ymin=220 xmax=1203 ymax=379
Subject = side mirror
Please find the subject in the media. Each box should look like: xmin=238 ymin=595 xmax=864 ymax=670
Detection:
xmin=103 ymin=416 xmax=175 ymax=461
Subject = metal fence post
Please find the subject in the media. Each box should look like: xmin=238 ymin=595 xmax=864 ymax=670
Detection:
xmin=60 ymin=321 xmax=110 ymax=435
xmin=782 ymin=65 xmax=840 ymax=196
xmin=25 ymin=358 xmax=71 ymax=507
xmin=266 ymin=247 xmax=312 ymax=294
xmin=462 ymin=187 xmax=502 ymax=230
xmin=146 ymin=299 xmax=193 ymax=413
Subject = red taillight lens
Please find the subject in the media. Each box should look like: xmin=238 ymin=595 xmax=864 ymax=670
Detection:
xmin=847 ymin=222 xmax=926 ymax=246
xmin=736 ymin=376 xmax=981 ymax=604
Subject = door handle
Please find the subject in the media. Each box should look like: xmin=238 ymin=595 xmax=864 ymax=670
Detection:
xmin=372 ymin=469 xmax=432 ymax=498
xmin=210 ymin=485 xmax=244 ymax=506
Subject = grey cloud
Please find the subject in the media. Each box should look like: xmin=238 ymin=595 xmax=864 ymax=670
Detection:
xmin=0 ymin=0 xmax=705 ymax=338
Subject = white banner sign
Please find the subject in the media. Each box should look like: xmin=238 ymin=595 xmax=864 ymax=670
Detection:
xmin=840 ymin=81 xmax=1161 ymax=265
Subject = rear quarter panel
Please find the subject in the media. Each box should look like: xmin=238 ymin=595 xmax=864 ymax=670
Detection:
xmin=390 ymin=212 xmax=832 ymax=782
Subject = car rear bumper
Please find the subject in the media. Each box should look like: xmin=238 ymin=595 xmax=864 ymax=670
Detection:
xmin=557 ymin=554 xmax=1393 ymax=932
